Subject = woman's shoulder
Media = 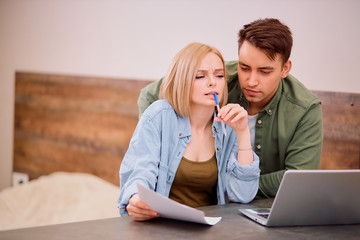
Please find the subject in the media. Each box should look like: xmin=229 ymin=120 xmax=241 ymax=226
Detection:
xmin=142 ymin=99 xmax=177 ymax=119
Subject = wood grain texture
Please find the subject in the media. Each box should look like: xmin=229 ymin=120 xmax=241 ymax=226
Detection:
xmin=312 ymin=91 xmax=360 ymax=169
xmin=14 ymin=72 xmax=152 ymax=185
xmin=13 ymin=72 xmax=360 ymax=187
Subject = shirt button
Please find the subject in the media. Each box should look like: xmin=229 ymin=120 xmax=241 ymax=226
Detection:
xmin=257 ymin=145 xmax=261 ymax=150
xmin=268 ymin=109 xmax=272 ymax=113
xmin=257 ymin=120 xmax=262 ymax=125
xmin=217 ymin=147 xmax=220 ymax=151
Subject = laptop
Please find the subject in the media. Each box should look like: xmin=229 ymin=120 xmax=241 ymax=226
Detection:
xmin=239 ymin=169 xmax=360 ymax=227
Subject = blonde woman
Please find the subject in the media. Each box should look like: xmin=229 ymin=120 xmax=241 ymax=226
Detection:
xmin=118 ymin=42 xmax=260 ymax=221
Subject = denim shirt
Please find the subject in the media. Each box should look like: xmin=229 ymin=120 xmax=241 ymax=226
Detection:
xmin=118 ymin=100 xmax=260 ymax=216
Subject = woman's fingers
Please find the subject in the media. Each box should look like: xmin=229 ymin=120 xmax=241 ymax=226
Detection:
xmin=219 ymin=104 xmax=246 ymax=121
xmin=127 ymin=194 xmax=159 ymax=221
xmin=218 ymin=104 xmax=248 ymax=131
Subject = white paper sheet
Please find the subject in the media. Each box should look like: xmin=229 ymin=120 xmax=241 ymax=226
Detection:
xmin=137 ymin=183 xmax=222 ymax=225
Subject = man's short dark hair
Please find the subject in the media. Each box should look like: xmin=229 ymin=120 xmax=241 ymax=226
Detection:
xmin=238 ymin=18 xmax=293 ymax=64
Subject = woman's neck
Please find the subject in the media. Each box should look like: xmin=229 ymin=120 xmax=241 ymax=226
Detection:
xmin=183 ymin=104 xmax=216 ymax=162
xmin=188 ymin=105 xmax=214 ymax=132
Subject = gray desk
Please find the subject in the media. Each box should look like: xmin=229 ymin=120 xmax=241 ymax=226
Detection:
xmin=1 ymin=199 xmax=359 ymax=240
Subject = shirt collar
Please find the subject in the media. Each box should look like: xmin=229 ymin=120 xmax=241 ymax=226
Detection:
xmin=177 ymin=112 xmax=225 ymax=141
xmin=262 ymin=78 xmax=283 ymax=115
xmin=177 ymin=114 xmax=191 ymax=138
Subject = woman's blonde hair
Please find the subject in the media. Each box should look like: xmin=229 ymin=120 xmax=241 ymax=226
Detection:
xmin=159 ymin=42 xmax=228 ymax=117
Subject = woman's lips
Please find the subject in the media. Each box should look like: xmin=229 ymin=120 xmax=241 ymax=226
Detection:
xmin=205 ymin=92 xmax=218 ymax=96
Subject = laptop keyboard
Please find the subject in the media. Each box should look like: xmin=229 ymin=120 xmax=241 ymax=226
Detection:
xmin=258 ymin=214 xmax=269 ymax=219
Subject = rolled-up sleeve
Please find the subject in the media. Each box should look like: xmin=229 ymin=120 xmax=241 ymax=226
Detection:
xmin=226 ymin=151 xmax=260 ymax=203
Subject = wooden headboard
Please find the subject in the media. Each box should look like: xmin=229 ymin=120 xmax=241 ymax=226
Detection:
xmin=13 ymin=72 xmax=360 ymax=186
xmin=14 ymin=72 xmax=151 ymax=186
xmin=312 ymin=91 xmax=359 ymax=169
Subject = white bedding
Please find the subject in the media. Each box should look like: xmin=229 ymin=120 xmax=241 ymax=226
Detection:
xmin=0 ymin=172 xmax=120 ymax=231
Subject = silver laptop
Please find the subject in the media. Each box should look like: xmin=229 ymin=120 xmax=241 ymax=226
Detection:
xmin=239 ymin=169 xmax=360 ymax=227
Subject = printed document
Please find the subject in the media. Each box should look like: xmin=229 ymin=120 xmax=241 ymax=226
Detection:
xmin=137 ymin=183 xmax=222 ymax=225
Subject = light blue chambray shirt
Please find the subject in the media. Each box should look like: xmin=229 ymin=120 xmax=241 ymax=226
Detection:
xmin=117 ymin=100 xmax=260 ymax=216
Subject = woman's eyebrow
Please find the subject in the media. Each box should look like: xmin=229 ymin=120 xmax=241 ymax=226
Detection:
xmin=197 ymin=69 xmax=224 ymax=72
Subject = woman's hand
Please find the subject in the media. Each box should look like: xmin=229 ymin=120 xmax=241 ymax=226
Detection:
xmin=126 ymin=194 xmax=160 ymax=221
xmin=215 ymin=103 xmax=253 ymax=165
xmin=215 ymin=103 xmax=248 ymax=133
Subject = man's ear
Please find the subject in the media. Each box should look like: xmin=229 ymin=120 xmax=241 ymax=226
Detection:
xmin=281 ymin=60 xmax=292 ymax=78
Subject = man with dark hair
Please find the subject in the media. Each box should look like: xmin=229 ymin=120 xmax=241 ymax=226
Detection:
xmin=137 ymin=18 xmax=323 ymax=198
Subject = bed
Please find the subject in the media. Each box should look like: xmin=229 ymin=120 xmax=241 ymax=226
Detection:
xmin=0 ymin=172 xmax=120 ymax=230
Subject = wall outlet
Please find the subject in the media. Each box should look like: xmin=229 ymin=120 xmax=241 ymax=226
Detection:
xmin=12 ymin=172 xmax=29 ymax=186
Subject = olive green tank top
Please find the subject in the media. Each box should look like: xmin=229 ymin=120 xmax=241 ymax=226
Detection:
xmin=169 ymin=154 xmax=218 ymax=208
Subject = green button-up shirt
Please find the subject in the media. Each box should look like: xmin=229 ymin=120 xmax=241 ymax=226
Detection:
xmin=138 ymin=60 xmax=323 ymax=198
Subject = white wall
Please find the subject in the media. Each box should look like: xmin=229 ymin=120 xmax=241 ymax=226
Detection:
xmin=1 ymin=0 xmax=359 ymax=190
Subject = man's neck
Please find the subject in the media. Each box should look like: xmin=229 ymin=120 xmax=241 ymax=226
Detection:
xmin=247 ymin=103 xmax=263 ymax=115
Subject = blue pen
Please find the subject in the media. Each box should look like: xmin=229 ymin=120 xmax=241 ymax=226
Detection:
xmin=213 ymin=93 xmax=227 ymax=138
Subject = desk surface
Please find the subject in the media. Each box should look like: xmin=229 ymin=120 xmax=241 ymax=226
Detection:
xmin=1 ymin=199 xmax=359 ymax=240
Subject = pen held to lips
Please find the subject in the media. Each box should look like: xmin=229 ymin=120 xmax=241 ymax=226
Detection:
xmin=213 ymin=93 xmax=227 ymax=138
